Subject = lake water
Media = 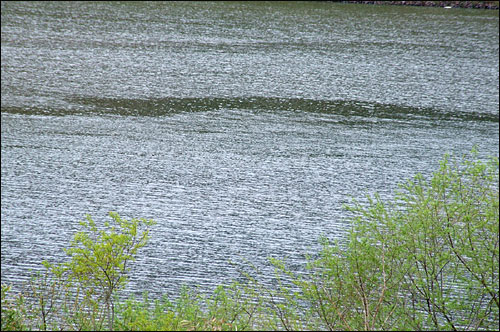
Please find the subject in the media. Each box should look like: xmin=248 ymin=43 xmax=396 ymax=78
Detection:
xmin=1 ymin=1 xmax=498 ymax=299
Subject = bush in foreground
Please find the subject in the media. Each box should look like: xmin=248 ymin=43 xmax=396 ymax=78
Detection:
xmin=263 ymin=148 xmax=499 ymax=330
xmin=2 ymin=149 xmax=498 ymax=331
xmin=1 ymin=213 xmax=155 ymax=331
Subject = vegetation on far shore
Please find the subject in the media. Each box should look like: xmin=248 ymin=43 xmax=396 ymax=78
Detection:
xmin=334 ymin=1 xmax=500 ymax=10
xmin=1 ymin=148 xmax=498 ymax=331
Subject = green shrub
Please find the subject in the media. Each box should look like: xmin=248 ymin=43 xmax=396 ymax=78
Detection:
xmin=1 ymin=285 xmax=26 ymax=331
xmin=264 ymin=149 xmax=499 ymax=330
xmin=114 ymin=283 xmax=266 ymax=331
xmin=0 ymin=212 xmax=155 ymax=331
xmin=61 ymin=212 xmax=156 ymax=330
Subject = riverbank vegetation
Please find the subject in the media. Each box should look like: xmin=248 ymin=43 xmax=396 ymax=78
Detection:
xmin=1 ymin=148 xmax=498 ymax=331
xmin=333 ymin=1 xmax=500 ymax=9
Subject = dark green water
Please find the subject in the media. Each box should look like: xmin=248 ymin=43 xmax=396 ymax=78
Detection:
xmin=1 ymin=1 xmax=498 ymax=298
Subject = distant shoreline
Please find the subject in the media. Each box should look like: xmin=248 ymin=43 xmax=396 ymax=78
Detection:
xmin=331 ymin=1 xmax=500 ymax=9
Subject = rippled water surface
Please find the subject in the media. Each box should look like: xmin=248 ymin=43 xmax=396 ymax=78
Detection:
xmin=1 ymin=1 xmax=498 ymax=298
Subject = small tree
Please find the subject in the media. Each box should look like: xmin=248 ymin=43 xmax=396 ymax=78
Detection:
xmin=24 ymin=212 xmax=156 ymax=331
xmin=61 ymin=212 xmax=156 ymax=330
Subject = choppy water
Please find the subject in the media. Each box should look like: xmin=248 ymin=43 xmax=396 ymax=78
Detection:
xmin=1 ymin=1 xmax=498 ymax=299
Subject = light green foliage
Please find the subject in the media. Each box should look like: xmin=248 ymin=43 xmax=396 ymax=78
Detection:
xmin=1 ymin=285 xmax=26 ymax=331
xmin=0 ymin=212 xmax=155 ymax=331
xmin=62 ymin=212 xmax=156 ymax=330
xmin=114 ymin=291 xmax=182 ymax=330
xmin=65 ymin=212 xmax=155 ymax=291
xmin=392 ymin=149 xmax=499 ymax=330
xmin=260 ymin=149 xmax=498 ymax=330
xmin=114 ymin=283 xmax=266 ymax=331
xmin=225 ymin=149 xmax=497 ymax=331
xmin=62 ymin=212 xmax=155 ymax=330
xmin=263 ymin=225 xmax=413 ymax=331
